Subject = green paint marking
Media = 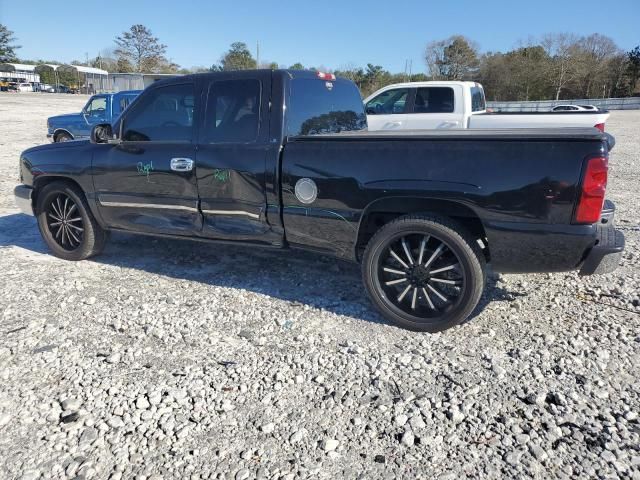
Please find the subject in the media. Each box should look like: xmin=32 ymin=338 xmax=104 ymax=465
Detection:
xmin=213 ymin=169 xmax=230 ymax=182
xmin=137 ymin=161 xmax=154 ymax=181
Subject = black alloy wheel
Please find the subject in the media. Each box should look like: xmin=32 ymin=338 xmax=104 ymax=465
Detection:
xmin=378 ymin=233 xmax=464 ymax=317
xmin=45 ymin=192 xmax=84 ymax=250
xmin=36 ymin=181 xmax=107 ymax=261
xmin=363 ymin=215 xmax=486 ymax=332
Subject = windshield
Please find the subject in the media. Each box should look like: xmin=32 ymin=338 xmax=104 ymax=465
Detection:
xmin=287 ymin=78 xmax=367 ymax=136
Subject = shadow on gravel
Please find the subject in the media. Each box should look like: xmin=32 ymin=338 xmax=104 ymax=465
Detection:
xmin=0 ymin=213 xmax=520 ymax=328
xmin=0 ymin=213 xmax=48 ymax=253
xmin=463 ymin=273 xmax=528 ymax=325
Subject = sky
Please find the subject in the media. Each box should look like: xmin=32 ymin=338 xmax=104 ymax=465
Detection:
xmin=2 ymin=0 xmax=639 ymax=72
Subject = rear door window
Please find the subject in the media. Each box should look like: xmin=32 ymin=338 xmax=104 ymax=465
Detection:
xmin=411 ymin=87 xmax=454 ymax=113
xmin=121 ymin=83 xmax=195 ymax=142
xmin=119 ymin=95 xmax=136 ymax=112
xmin=203 ymin=79 xmax=261 ymax=143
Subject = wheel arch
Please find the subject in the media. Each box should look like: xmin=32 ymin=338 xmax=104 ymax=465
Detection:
xmin=33 ymin=176 xmax=107 ymax=260
xmin=53 ymin=129 xmax=74 ymax=141
xmin=355 ymin=196 xmax=489 ymax=261
xmin=31 ymin=175 xmax=105 ymax=227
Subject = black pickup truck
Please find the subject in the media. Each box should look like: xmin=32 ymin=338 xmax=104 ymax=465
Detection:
xmin=14 ymin=70 xmax=624 ymax=332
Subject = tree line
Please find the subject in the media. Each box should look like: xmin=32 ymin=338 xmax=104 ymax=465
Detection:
xmin=345 ymin=34 xmax=639 ymax=99
xmin=1 ymin=23 xmax=638 ymax=100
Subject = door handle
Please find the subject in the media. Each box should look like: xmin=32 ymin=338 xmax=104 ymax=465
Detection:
xmin=385 ymin=121 xmax=402 ymax=129
xmin=439 ymin=121 xmax=460 ymax=128
xmin=170 ymin=158 xmax=194 ymax=172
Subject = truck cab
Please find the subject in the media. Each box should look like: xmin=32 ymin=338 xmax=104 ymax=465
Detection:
xmin=364 ymin=81 xmax=485 ymax=130
xmin=47 ymin=90 xmax=141 ymax=142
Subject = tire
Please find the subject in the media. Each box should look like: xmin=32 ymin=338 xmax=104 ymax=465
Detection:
xmin=35 ymin=181 xmax=106 ymax=261
xmin=55 ymin=132 xmax=73 ymax=142
xmin=362 ymin=214 xmax=486 ymax=332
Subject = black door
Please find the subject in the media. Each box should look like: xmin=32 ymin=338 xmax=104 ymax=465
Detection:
xmin=196 ymin=73 xmax=282 ymax=245
xmin=92 ymin=82 xmax=201 ymax=235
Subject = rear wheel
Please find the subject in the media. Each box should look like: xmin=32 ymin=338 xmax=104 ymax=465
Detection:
xmin=362 ymin=214 xmax=486 ymax=332
xmin=36 ymin=182 xmax=106 ymax=260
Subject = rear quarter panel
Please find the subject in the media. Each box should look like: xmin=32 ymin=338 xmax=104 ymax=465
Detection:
xmin=281 ymin=136 xmax=606 ymax=272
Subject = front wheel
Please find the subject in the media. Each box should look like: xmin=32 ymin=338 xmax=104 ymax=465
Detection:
xmin=55 ymin=132 xmax=73 ymax=142
xmin=362 ymin=214 xmax=486 ymax=332
xmin=36 ymin=182 xmax=106 ymax=261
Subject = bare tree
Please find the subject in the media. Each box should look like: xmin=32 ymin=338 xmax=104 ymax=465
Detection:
xmin=541 ymin=33 xmax=581 ymax=100
xmin=575 ymin=34 xmax=619 ymax=97
xmin=114 ymin=24 xmax=169 ymax=73
xmin=425 ymin=36 xmax=479 ymax=80
xmin=425 ymin=39 xmax=447 ymax=80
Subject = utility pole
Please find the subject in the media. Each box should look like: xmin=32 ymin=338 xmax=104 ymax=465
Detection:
xmin=256 ymin=41 xmax=260 ymax=68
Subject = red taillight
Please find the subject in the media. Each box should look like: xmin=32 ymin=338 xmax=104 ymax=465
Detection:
xmin=594 ymin=123 xmax=605 ymax=132
xmin=316 ymin=71 xmax=336 ymax=81
xmin=574 ymin=156 xmax=608 ymax=224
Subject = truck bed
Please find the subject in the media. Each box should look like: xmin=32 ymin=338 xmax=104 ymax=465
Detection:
xmin=281 ymin=127 xmax=610 ymax=271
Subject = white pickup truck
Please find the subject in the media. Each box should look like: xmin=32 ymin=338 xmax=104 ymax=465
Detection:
xmin=364 ymin=81 xmax=609 ymax=131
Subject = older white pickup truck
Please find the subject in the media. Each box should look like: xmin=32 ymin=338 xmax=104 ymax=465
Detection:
xmin=364 ymin=81 xmax=610 ymax=131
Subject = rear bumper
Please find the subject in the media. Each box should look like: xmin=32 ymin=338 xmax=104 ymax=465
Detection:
xmin=579 ymin=200 xmax=624 ymax=275
xmin=485 ymin=199 xmax=624 ymax=274
xmin=14 ymin=185 xmax=34 ymax=216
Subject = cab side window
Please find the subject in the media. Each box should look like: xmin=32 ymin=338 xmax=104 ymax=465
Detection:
xmin=412 ymin=87 xmax=454 ymax=113
xmin=365 ymin=88 xmax=409 ymax=115
xmin=122 ymin=84 xmax=195 ymax=142
xmin=204 ymin=79 xmax=261 ymax=143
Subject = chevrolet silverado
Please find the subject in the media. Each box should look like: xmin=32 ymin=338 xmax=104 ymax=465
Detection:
xmin=14 ymin=70 xmax=624 ymax=332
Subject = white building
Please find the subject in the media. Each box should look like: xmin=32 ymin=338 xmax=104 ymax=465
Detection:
xmin=108 ymin=73 xmax=182 ymax=92
xmin=0 ymin=63 xmax=41 ymax=83
xmin=1 ymin=62 xmax=180 ymax=93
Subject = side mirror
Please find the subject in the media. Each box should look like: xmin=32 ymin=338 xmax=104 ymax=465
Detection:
xmin=90 ymin=123 xmax=115 ymax=144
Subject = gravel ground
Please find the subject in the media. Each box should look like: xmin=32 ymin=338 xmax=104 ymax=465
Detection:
xmin=0 ymin=92 xmax=639 ymax=480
